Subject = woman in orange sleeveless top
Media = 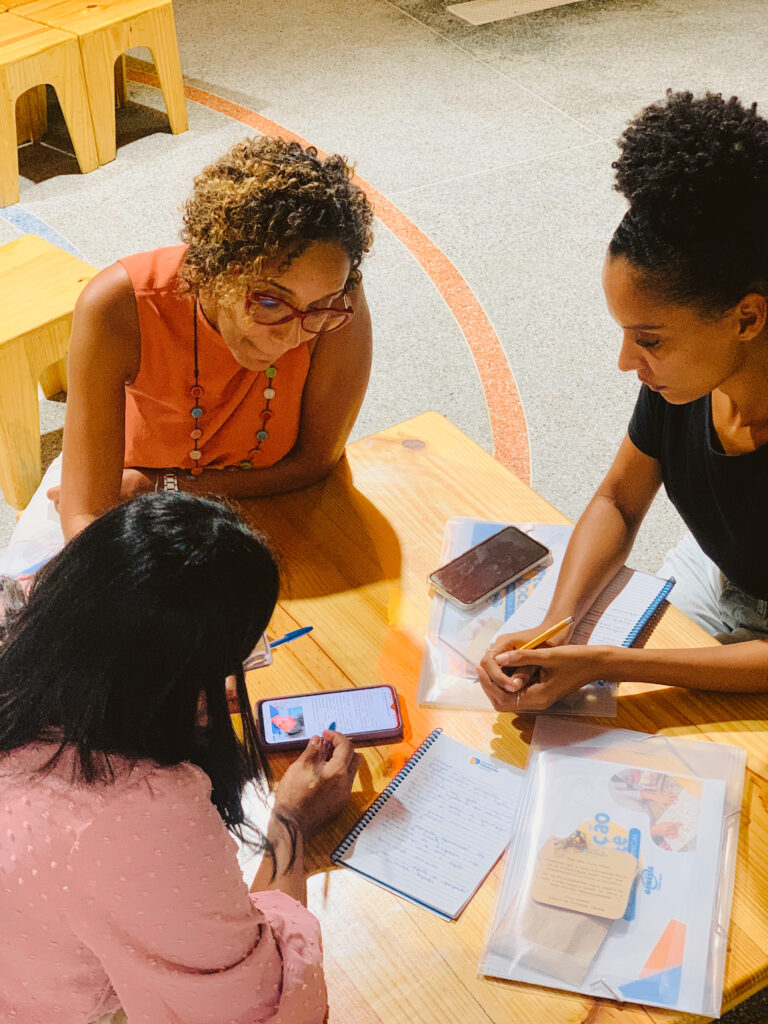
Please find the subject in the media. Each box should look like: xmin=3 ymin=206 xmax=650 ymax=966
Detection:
xmin=53 ymin=137 xmax=374 ymax=540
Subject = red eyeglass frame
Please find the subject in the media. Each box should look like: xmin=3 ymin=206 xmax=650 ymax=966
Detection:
xmin=244 ymin=290 xmax=354 ymax=332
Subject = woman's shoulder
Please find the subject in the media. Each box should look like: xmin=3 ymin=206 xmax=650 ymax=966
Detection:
xmin=0 ymin=742 xmax=210 ymax=808
xmin=117 ymin=245 xmax=189 ymax=296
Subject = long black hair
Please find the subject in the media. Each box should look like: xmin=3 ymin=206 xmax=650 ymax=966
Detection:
xmin=609 ymin=90 xmax=768 ymax=315
xmin=0 ymin=492 xmax=280 ymax=850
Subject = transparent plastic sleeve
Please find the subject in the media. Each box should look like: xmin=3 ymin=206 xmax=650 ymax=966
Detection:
xmin=416 ymin=518 xmax=618 ymax=716
xmin=481 ymin=718 xmax=746 ymax=1017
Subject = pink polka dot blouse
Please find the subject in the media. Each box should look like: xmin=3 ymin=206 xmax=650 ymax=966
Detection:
xmin=0 ymin=743 xmax=327 ymax=1023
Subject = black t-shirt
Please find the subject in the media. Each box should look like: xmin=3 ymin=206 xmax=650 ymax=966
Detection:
xmin=628 ymin=385 xmax=768 ymax=600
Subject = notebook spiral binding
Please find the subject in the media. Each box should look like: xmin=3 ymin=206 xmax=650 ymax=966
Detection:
xmin=622 ymin=577 xmax=676 ymax=648
xmin=331 ymin=728 xmax=444 ymax=862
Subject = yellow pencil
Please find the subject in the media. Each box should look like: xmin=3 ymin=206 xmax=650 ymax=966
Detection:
xmin=518 ymin=616 xmax=574 ymax=650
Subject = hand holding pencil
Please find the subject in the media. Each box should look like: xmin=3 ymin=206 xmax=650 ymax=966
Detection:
xmin=477 ymin=615 xmax=575 ymax=701
xmin=477 ymin=615 xmax=614 ymax=715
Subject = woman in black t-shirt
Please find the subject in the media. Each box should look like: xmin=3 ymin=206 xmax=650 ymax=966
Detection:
xmin=479 ymin=90 xmax=768 ymax=712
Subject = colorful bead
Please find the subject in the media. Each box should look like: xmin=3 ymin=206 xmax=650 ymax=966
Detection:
xmin=257 ymin=430 xmax=268 ymax=441
xmin=190 ymin=466 xmax=203 ymax=476
xmin=191 ymin=406 xmax=203 ymax=419
xmin=263 ymin=387 xmax=276 ymax=399
xmin=265 ymin=366 xmax=277 ymax=378
xmin=190 ymin=450 xmax=202 ymax=460
xmin=190 ymin=385 xmax=204 ymax=398
xmin=190 ymin=428 xmax=203 ymax=440
xmin=260 ymin=409 xmax=273 ymax=422
xmin=240 ymin=460 xmax=252 ymax=470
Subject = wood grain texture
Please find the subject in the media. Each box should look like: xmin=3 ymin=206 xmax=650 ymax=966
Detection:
xmin=241 ymin=412 xmax=768 ymax=1023
xmin=0 ymin=234 xmax=97 ymax=507
xmin=14 ymin=0 xmax=187 ymax=164
xmin=0 ymin=11 xmax=98 ymax=205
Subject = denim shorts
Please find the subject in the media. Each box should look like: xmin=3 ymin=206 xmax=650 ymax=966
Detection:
xmin=659 ymin=532 xmax=768 ymax=644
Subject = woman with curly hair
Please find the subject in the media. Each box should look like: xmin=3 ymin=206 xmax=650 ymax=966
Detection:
xmin=48 ymin=136 xmax=373 ymax=541
xmin=480 ymin=90 xmax=768 ymax=711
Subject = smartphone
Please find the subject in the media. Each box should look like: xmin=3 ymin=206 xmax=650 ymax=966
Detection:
xmin=256 ymin=684 xmax=403 ymax=751
xmin=428 ymin=525 xmax=551 ymax=610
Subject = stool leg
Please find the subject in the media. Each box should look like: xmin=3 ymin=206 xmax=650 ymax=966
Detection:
xmin=0 ymin=72 xmax=21 ymax=208
xmin=0 ymin=344 xmax=42 ymax=510
xmin=16 ymin=86 xmax=48 ymax=145
xmin=147 ymin=4 xmax=188 ymax=135
xmin=48 ymin=41 xmax=99 ymax=173
xmin=39 ymin=356 xmax=68 ymax=399
xmin=114 ymin=54 xmax=126 ymax=109
xmin=78 ymin=31 xmax=119 ymax=165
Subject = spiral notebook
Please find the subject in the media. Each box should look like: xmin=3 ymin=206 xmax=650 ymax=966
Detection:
xmin=331 ymin=729 xmax=524 ymax=920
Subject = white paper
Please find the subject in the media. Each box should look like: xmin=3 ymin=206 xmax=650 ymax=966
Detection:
xmin=333 ymin=732 xmax=524 ymax=919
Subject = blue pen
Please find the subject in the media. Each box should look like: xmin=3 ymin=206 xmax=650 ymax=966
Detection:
xmin=269 ymin=625 xmax=313 ymax=649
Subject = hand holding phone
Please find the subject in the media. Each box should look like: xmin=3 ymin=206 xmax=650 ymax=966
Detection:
xmin=275 ymin=729 xmax=361 ymax=838
xmin=257 ymin=684 xmax=403 ymax=751
xmin=429 ymin=525 xmax=551 ymax=610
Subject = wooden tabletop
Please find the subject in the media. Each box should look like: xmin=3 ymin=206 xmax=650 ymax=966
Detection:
xmin=242 ymin=412 xmax=768 ymax=1024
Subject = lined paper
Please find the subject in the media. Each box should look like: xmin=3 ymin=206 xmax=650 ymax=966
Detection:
xmin=333 ymin=733 xmax=524 ymax=919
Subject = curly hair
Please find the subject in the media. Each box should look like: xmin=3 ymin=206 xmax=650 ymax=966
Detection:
xmin=178 ymin=137 xmax=374 ymax=307
xmin=609 ymin=90 xmax=768 ymax=315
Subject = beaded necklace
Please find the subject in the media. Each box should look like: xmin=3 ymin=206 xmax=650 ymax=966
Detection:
xmin=188 ymin=301 xmax=277 ymax=475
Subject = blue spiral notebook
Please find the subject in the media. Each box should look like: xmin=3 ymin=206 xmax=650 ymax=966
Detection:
xmin=331 ymin=729 xmax=524 ymax=920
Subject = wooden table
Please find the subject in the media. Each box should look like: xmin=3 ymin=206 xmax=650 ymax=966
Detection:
xmin=242 ymin=412 xmax=768 ymax=1024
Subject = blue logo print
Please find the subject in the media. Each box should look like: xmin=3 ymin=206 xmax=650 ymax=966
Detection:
xmin=642 ymin=866 xmax=663 ymax=894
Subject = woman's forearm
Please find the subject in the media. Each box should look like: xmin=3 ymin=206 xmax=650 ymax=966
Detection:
xmin=598 ymin=641 xmax=768 ymax=692
xmin=176 ymin=449 xmax=337 ymax=500
xmin=250 ymin=811 xmax=307 ymax=905
xmin=545 ymin=494 xmax=641 ymax=626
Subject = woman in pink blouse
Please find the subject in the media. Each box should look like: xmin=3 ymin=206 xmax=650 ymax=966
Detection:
xmin=0 ymin=492 xmax=360 ymax=1024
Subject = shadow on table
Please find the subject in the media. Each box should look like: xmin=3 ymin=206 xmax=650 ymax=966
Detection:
xmin=237 ymin=456 xmax=402 ymax=601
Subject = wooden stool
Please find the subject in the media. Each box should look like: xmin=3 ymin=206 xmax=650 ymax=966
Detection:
xmin=0 ymin=234 xmax=98 ymax=509
xmin=0 ymin=12 xmax=98 ymax=206
xmin=15 ymin=83 xmax=47 ymax=143
xmin=14 ymin=0 xmax=188 ymax=165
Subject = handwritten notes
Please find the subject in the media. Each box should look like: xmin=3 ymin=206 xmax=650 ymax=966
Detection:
xmin=532 ymin=837 xmax=638 ymax=918
xmin=333 ymin=732 xmax=524 ymax=919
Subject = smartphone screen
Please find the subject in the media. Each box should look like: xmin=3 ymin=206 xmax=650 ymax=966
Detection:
xmin=430 ymin=526 xmax=549 ymax=607
xmin=258 ymin=685 xmax=401 ymax=748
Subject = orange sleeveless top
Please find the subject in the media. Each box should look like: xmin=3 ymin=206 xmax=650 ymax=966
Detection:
xmin=120 ymin=246 xmax=310 ymax=472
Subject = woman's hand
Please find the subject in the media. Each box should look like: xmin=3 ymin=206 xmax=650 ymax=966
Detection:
xmin=479 ymin=624 xmax=572 ymax=694
xmin=118 ymin=468 xmax=157 ymax=499
xmin=477 ymin=642 xmax=611 ymax=713
xmin=47 ymin=468 xmax=156 ymax=515
xmin=650 ymin=821 xmax=680 ymax=839
xmin=275 ymin=730 xmax=361 ymax=838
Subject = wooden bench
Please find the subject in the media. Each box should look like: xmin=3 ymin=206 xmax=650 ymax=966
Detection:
xmin=0 ymin=11 xmax=98 ymax=206
xmin=13 ymin=0 xmax=187 ymax=165
xmin=0 ymin=234 xmax=97 ymax=509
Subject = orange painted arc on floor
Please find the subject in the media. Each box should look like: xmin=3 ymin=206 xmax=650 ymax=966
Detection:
xmin=126 ymin=65 xmax=531 ymax=482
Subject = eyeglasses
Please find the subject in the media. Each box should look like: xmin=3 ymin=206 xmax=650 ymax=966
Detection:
xmin=244 ymin=290 xmax=354 ymax=334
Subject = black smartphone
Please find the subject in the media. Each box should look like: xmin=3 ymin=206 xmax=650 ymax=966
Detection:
xmin=255 ymin=684 xmax=403 ymax=752
xmin=428 ymin=525 xmax=550 ymax=610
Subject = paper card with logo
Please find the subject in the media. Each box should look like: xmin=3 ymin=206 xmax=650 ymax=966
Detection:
xmin=481 ymin=721 xmax=745 ymax=1017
